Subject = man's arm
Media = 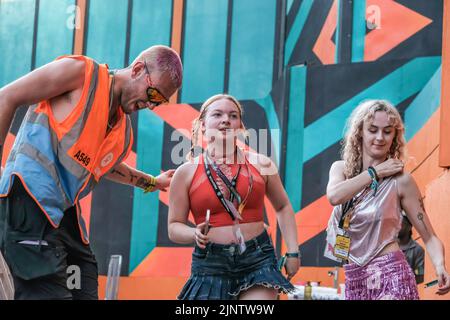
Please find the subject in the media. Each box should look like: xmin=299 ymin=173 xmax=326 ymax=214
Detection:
xmin=105 ymin=162 xmax=174 ymax=191
xmin=0 ymin=58 xmax=85 ymax=157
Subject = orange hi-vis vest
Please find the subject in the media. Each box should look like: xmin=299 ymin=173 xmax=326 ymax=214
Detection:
xmin=0 ymin=55 xmax=133 ymax=243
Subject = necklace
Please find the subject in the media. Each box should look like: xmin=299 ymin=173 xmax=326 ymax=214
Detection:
xmin=107 ymin=70 xmax=116 ymax=130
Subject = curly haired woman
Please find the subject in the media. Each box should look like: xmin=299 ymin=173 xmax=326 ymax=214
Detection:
xmin=325 ymin=100 xmax=450 ymax=300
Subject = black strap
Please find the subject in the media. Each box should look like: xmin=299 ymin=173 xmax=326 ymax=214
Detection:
xmin=338 ymin=198 xmax=354 ymax=229
xmin=338 ymin=186 xmax=374 ymax=229
xmin=206 ymin=154 xmax=242 ymax=204
xmin=203 ymin=154 xmax=240 ymax=220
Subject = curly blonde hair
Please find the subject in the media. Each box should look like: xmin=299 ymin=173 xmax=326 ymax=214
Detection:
xmin=188 ymin=94 xmax=247 ymax=160
xmin=341 ymin=100 xmax=406 ymax=178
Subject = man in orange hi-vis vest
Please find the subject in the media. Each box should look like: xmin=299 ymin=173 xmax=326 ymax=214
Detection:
xmin=0 ymin=45 xmax=183 ymax=300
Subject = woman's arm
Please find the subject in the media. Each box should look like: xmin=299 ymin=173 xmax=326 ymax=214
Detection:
xmin=398 ymin=172 xmax=450 ymax=295
xmin=326 ymin=159 xmax=404 ymax=206
xmin=167 ymin=163 xmax=208 ymax=248
xmin=262 ymin=156 xmax=299 ymax=280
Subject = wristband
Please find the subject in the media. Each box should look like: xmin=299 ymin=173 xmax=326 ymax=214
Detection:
xmin=143 ymin=175 xmax=157 ymax=193
xmin=367 ymin=166 xmax=379 ymax=196
xmin=285 ymin=252 xmax=301 ymax=259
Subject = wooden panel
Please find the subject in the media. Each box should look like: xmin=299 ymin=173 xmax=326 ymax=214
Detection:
xmin=440 ymin=0 xmax=450 ymax=167
xmin=421 ymin=171 xmax=450 ymax=300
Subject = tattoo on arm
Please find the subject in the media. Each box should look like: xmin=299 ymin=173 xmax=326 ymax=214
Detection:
xmin=136 ymin=177 xmax=152 ymax=190
xmin=128 ymin=169 xmax=139 ymax=184
xmin=417 ymin=197 xmax=429 ymax=231
xmin=111 ymin=169 xmax=126 ymax=178
xmin=417 ymin=211 xmax=428 ymax=232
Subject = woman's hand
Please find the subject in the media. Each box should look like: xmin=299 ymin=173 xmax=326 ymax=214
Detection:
xmin=194 ymin=222 xmax=209 ymax=249
xmin=374 ymin=159 xmax=404 ymax=178
xmin=435 ymin=266 xmax=450 ymax=295
xmin=284 ymin=257 xmax=300 ymax=281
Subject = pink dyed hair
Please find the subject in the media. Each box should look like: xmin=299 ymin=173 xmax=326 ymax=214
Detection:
xmin=132 ymin=45 xmax=183 ymax=89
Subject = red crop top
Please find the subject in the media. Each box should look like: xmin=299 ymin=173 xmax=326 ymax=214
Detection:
xmin=189 ymin=154 xmax=266 ymax=227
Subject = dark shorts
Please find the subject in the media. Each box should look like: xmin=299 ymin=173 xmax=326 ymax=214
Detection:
xmin=0 ymin=178 xmax=98 ymax=300
xmin=178 ymin=230 xmax=295 ymax=300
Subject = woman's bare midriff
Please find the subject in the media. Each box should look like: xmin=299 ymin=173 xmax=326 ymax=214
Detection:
xmin=207 ymin=221 xmax=266 ymax=244
xmin=348 ymin=241 xmax=401 ymax=265
xmin=376 ymin=241 xmax=401 ymax=257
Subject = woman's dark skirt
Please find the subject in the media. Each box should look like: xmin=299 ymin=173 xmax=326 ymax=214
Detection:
xmin=178 ymin=230 xmax=295 ymax=300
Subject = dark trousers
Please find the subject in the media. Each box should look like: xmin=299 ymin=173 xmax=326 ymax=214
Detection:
xmin=0 ymin=178 xmax=98 ymax=300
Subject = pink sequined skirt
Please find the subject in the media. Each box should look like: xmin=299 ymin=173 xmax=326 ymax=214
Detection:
xmin=344 ymin=250 xmax=419 ymax=300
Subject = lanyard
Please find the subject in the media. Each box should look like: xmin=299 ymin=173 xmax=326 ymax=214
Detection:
xmin=338 ymin=187 xmax=371 ymax=229
xmin=207 ymin=155 xmax=242 ymax=204
xmin=203 ymin=150 xmax=254 ymax=220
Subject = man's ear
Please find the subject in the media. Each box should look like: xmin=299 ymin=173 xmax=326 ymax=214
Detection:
xmin=131 ymin=61 xmax=146 ymax=79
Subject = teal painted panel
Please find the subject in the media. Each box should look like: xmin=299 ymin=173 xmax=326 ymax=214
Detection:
xmin=334 ymin=0 xmax=341 ymax=63
xmin=303 ymin=57 xmax=441 ymax=162
xmin=287 ymin=0 xmax=294 ymax=14
xmin=405 ymin=65 xmax=441 ymax=141
xmin=181 ymin=0 xmax=228 ymax=104
xmin=284 ymin=66 xmax=306 ymax=213
xmin=35 ymin=0 xmax=75 ymax=68
xmin=0 ymin=0 xmax=35 ymax=87
xmin=85 ymin=0 xmax=128 ymax=69
xmin=351 ymin=0 xmax=366 ymax=63
xmin=254 ymin=95 xmax=281 ymax=165
xmin=129 ymin=110 xmax=164 ymax=273
xmin=229 ymin=0 xmax=276 ymax=100
xmin=128 ymin=0 xmax=172 ymax=65
xmin=284 ymin=0 xmax=313 ymax=66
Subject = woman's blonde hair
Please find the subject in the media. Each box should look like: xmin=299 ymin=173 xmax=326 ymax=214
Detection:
xmin=341 ymin=99 xmax=406 ymax=178
xmin=189 ymin=94 xmax=246 ymax=159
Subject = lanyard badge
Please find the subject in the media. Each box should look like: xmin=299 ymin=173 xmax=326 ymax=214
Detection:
xmin=233 ymin=224 xmax=247 ymax=254
xmin=334 ymin=232 xmax=351 ymax=261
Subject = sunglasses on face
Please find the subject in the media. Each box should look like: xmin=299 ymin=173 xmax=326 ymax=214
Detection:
xmin=146 ymin=86 xmax=169 ymax=107
xmin=143 ymin=60 xmax=169 ymax=107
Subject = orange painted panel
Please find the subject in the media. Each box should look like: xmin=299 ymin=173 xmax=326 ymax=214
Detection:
xmin=295 ymin=195 xmax=333 ymax=245
xmin=410 ymin=149 xmax=444 ymax=195
xmin=312 ymin=0 xmax=337 ymax=65
xmin=98 ymin=275 xmax=186 ymax=300
xmin=440 ymin=0 xmax=450 ymax=167
xmin=73 ymin=0 xmax=87 ymax=55
xmin=169 ymin=0 xmax=184 ymax=104
xmin=153 ymin=103 xmax=198 ymax=136
xmin=405 ymin=109 xmax=440 ymax=174
xmin=364 ymin=0 xmax=432 ymax=61
xmin=99 ymin=267 xmax=347 ymax=300
xmin=130 ymin=247 xmax=192 ymax=277
xmin=421 ymin=171 xmax=450 ymax=300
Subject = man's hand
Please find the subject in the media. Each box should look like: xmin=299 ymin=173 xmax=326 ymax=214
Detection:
xmin=155 ymin=169 xmax=175 ymax=192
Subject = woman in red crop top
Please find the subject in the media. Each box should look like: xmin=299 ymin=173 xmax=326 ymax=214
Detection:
xmin=168 ymin=94 xmax=299 ymax=300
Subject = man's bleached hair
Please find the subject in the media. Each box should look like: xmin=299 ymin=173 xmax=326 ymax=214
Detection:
xmin=132 ymin=45 xmax=183 ymax=89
